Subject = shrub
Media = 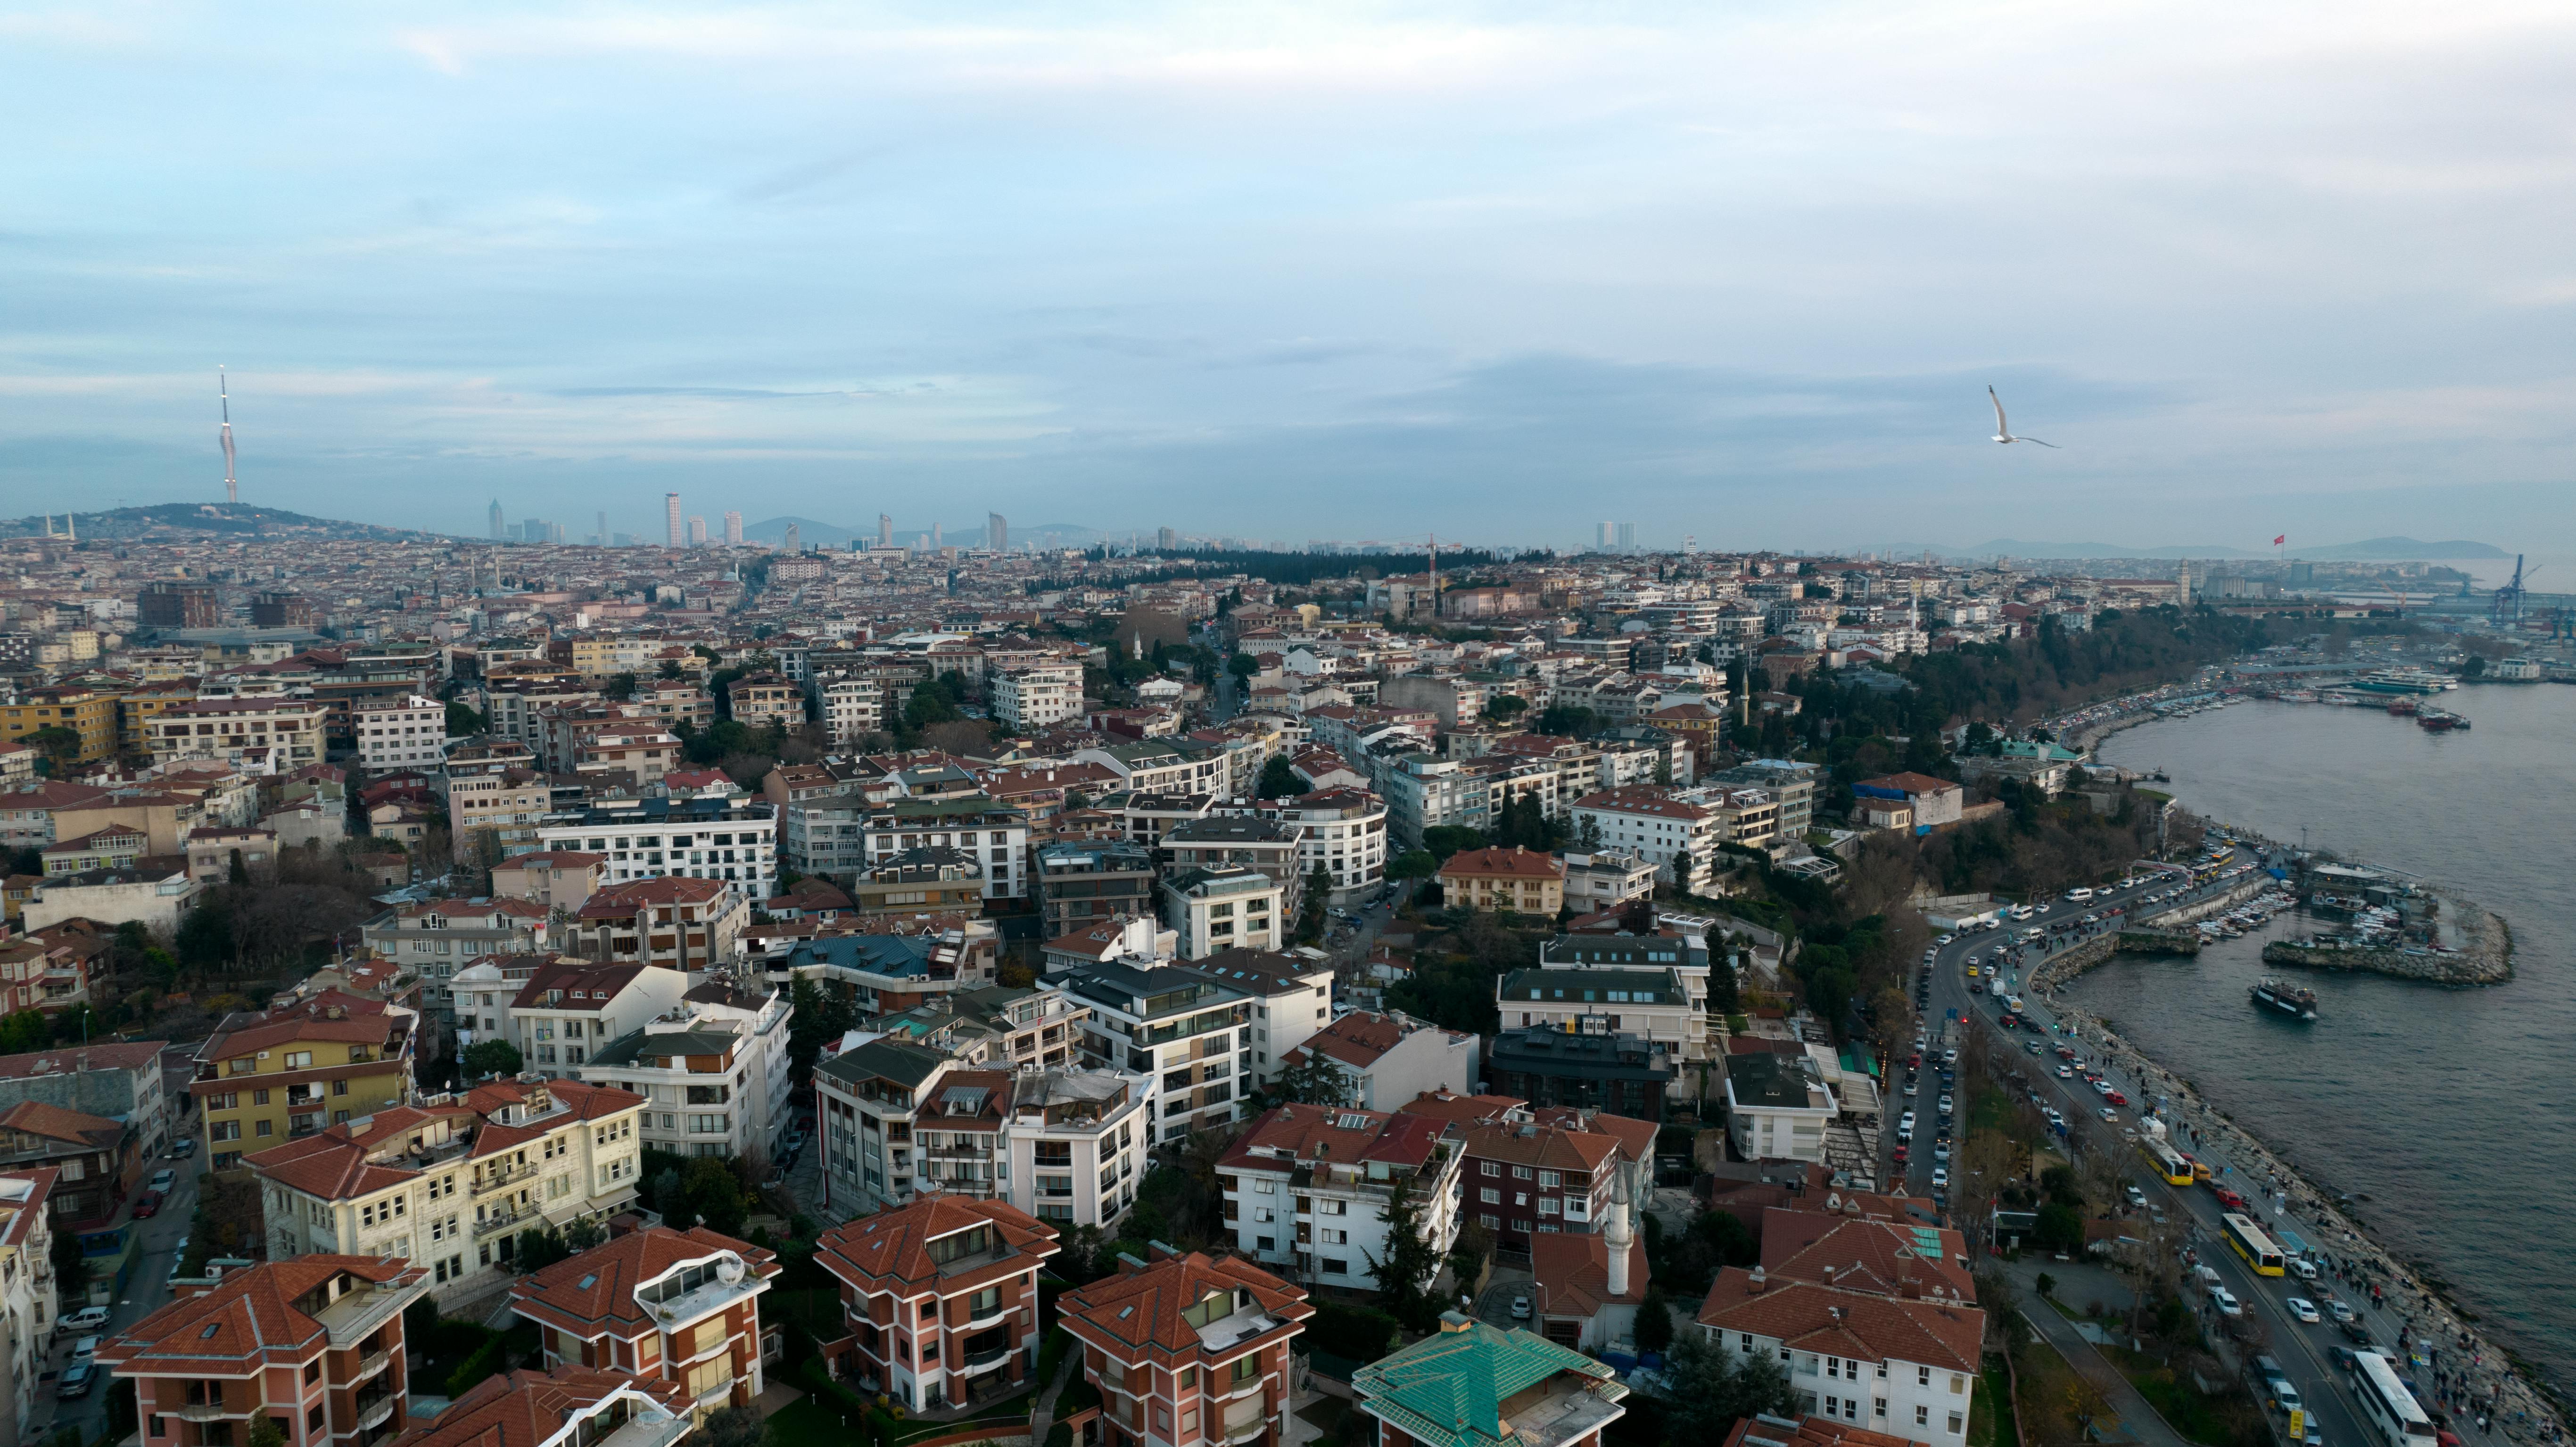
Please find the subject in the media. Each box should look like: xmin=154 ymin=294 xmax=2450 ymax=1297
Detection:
xmin=446 ymin=1335 xmax=506 ymax=1398
xmin=1305 ymin=1301 xmax=1401 ymax=1360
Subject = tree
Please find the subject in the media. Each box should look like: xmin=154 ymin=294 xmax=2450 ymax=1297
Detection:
xmin=25 ymin=725 xmax=82 ymax=773
xmin=566 ymin=1217 xmax=608 ymax=1252
xmin=696 ymin=1406 xmax=770 ymax=1447
xmin=1386 ymin=850 xmax=1439 ymax=881
xmin=1256 ymin=756 xmax=1303 ymax=800
xmin=247 ymin=1415 xmax=288 ymax=1447
xmin=2034 ymin=1201 xmax=2086 ymax=1253
xmin=1362 ymin=1175 xmax=1445 ymax=1331
xmin=51 ymin=1218 xmax=89 ymax=1299
xmin=1661 ymin=1331 xmax=1800 ymax=1444
xmin=605 ymin=672 xmax=640 ymax=700
xmin=515 ymin=1225 xmax=572 ymax=1272
xmin=685 ymin=1156 xmax=751 ymax=1237
xmin=445 ymin=701 xmax=485 ymax=736
xmin=1227 ymin=653 xmax=1260 ymax=682
xmin=1635 ymin=1286 xmax=1674 ymax=1353
xmin=461 ymin=1039 xmax=524 ymax=1079
xmin=1296 ymin=864 xmax=1331 ymax=944
xmin=0 ymin=1010 xmax=48 ymax=1054
xmin=1273 ymin=1049 xmax=1356 ymax=1106
xmin=1483 ymin=694 xmax=1529 ymax=721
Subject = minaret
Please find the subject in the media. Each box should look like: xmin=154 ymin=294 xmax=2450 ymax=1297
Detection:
xmin=1604 ymin=1157 xmax=1635 ymax=1299
xmin=218 ymin=369 xmax=239 ymax=503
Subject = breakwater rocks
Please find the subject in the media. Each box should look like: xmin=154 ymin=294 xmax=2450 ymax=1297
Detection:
xmin=2262 ymin=911 xmax=2514 ymax=987
xmin=2030 ymin=929 xmax=2202 ymax=990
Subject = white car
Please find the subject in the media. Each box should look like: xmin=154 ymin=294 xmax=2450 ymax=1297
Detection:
xmin=72 ymin=1335 xmax=100 ymax=1361
xmin=1937 ymin=1096 xmax=1954 ymax=1115
xmin=2056 ymin=1066 xmax=2074 ymax=1078
xmin=1899 ymin=1111 xmax=1917 ymax=1133
xmin=58 ymin=1306 xmax=110 ymax=1335
xmin=1511 ymin=1296 xmax=1531 ymax=1320
xmin=1937 ymin=934 xmax=1955 ymax=945
xmin=1932 ymin=1167 xmax=1949 ymax=1188
xmin=2287 ymin=1298 xmax=2320 ymax=1324
xmin=2209 ymin=1286 xmax=2242 ymax=1317
xmin=1942 ymin=1048 xmax=1958 ymax=1065
xmin=2094 ymin=1079 xmax=2115 ymax=1096
xmin=147 ymin=1168 xmax=176 ymax=1194
xmin=2097 ymin=1106 xmax=2119 ymax=1122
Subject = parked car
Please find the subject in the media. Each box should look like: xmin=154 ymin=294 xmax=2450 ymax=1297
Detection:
xmin=72 ymin=1335 xmax=101 ymax=1361
xmin=1510 ymin=1297 xmax=1532 ymax=1320
xmin=168 ymin=1138 xmax=198 ymax=1159
xmin=56 ymin=1364 xmax=95 ymax=1399
xmin=59 ymin=1306 xmax=110 ymax=1335
xmin=132 ymin=1191 xmax=164 ymax=1219
xmin=148 ymin=1168 xmax=176 ymax=1194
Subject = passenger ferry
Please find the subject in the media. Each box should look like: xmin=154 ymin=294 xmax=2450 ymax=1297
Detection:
xmin=2347 ymin=667 xmax=2459 ymax=696
xmin=2251 ymin=977 xmax=2319 ymax=1021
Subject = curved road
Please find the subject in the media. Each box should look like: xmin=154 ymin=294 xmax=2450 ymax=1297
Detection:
xmin=1888 ymin=847 xmax=2421 ymax=1447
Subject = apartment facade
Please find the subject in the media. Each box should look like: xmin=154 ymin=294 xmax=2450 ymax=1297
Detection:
xmin=1569 ymin=787 xmax=1720 ymax=894
xmin=1255 ymin=789 xmax=1388 ymax=903
xmin=354 ymin=695 xmax=447 ymax=774
xmin=1216 ymin=1104 xmax=1463 ymax=1293
xmin=504 ymin=962 xmax=692 ymax=1077
xmin=1054 ymin=961 xmax=1253 ymax=1144
xmin=1034 ymin=842 xmax=1157 ymax=940
xmin=95 ymin=1257 xmax=431 ymax=1447
xmin=565 ymin=877 xmax=749 ymax=974
xmin=535 ymin=797 xmax=780 ymax=901
xmin=725 ymin=672 xmax=806 ymax=730
xmin=813 ymin=1197 xmax=1060 ymax=1413
xmin=1436 ymin=846 xmax=1565 ymax=916
xmin=150 ymin=698 xmax=331 ymax=770
xmin=1694 ymin=1269 xmax=1985 ymax=1447
xmin=360 ymin=898 xmax=551 ymax=1026
xmin=195 ymin=1006 xmax=418 ymax=1170
xmin=819 ymin=679 xmax=885 ymax=744
xmin=859 ymin=796 xmax=1030 ymax=901
xmin=512 ymin=1225 xmax=782 ymax=1419
xmin=1159 ymin=867 xmax=1285 ymax=960
xmin=580 ymin=997 xmax=792 ymax=1164
xmin=248 ymin=1078 xmax=646 ymax=1297
xmin=991 ymin=664 xmax=1083 ymax=733
xmin=1057 ymin=1248 xmax=1311 ymax=1447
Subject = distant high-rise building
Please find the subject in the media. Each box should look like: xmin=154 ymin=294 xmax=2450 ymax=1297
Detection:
xmin=988 ymin=512 xmax=1007 ymax=551
xmin=490 ymin=500 xmax=505 ymax=539
xmin=1616 ymin=522 xmax=1636 ymax=551
xmin=1683 ymin=534 xmax=1698 ymax=555
xmin=665 ymin=493 xmax=683 ymax=549
xmin=784 ymin=523 xmax=802 ymax=554
xmin=1597 ymin=521 xmax=1616 ymax=550
xmin=597 ymin=510 xmax=608 ymax=547
xmin=931 ymin=522 xmax=943 ymax=549
xmin=1157 ymin=526 xmax=1178 ymax=551
xmin=723 ymin=510 xmax=743 ymax=545
xmin=878 ymin=513 xmax=893 ymax=547
xmin=687 ymin=515 xmax=708 ymax=546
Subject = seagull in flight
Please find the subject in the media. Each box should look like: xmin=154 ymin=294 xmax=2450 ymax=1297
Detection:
xmin=1989 ymin=386 xmax=2059 ymax=447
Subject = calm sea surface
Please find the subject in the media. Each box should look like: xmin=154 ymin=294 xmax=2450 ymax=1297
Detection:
xmin=2072 ymin=685 xmax=2576 ymax=1393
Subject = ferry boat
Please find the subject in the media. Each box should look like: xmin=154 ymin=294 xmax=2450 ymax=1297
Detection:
xmin=2251 ymin=978 xmax=2319 ymax=1021
xmin=2346 ymin=667 xmax=2459 ymax=696
xmin=2419 ymin=709 xmax=2461 ymax=731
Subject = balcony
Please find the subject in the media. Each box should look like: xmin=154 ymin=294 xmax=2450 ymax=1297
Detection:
xmin=958 ymin=1301 xmax=1018 ymax=1334
xmin=957 ymin=1345 xmax=1016 ymax=1377
xmin=476 ymin=1206 xmax=540 ymax=1240
xmin=351 ymin=1348 xmax=395 ymax=1382
xmin=353 ymin=1393 xmax=396 ymax=1432
xmin=173 ymin=1403 xmax=245 ymax=1423
xmin=693 ymin=1379 xmax=737 ymax=1410
xmin=477 ymin=1159 xmax=539 ymax=1192
xmin=314 ymin=1282 xmax=419 ymax=1349
xmin=645 ymin=1269 xmax=760 ymax=1332
xmin=1223 ymin=1419 xmax=1272 ymax=1446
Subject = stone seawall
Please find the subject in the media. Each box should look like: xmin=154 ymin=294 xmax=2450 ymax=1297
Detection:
xmin=2025 ymin=878 xmax=2269 ymax=991
xmin=2261 ymin=918 xmax=2513 ymax=987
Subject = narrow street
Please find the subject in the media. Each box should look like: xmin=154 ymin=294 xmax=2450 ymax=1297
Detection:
xmin=35 ymin=1154 xmax=202 ymax=1442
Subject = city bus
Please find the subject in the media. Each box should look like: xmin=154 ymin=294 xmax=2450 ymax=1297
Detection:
xmin=2221 ymin=1212 xmax=2287 ymax=1276
xmin=2352 ymin=1352 xmax=2438 ymax=1447
xmin=2141 ymin=1138 xmax=2195 ymax=1186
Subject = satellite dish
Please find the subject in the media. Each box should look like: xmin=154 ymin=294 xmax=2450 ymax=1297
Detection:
xmin=715 ymin=1254 xmax=746 ymax=1285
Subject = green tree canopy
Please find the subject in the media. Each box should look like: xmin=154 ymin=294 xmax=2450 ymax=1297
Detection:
xmin=1256 ymin=756 xmax=1303 ymax=800
xmin=461 ymin=1039 xmax=524 ymax=1079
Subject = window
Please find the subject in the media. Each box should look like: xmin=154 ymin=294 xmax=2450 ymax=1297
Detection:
xmin=1479 ymin=1188 xmax=1498 ymax=1204
xmin=1916 ymin=1407 xmax=1931 ymax=1428
xmin=1949 ymin=1374 xmax=1966 ymax=1395
xmin=1321 ymin=1258 xmax=1347 ymax=1274
xmin=1480 ymin=1161 xmax=1500 ymax=1176
xmin=1918 ymin=1367 xmax=1932 ymax=1387
xmin=1948 ymin=1414 xmax=1965 ymax=1436
xmin=1538 ymin=1170 xmax=1560 ymax=1187
xmin=285 ymin=1051 xmax=313 ymax=1069
xmin=1738 ymin=1333 xmax=1754 ymax=1353
xmin=1511 ymin=1165 xmax=1533 ymax=1179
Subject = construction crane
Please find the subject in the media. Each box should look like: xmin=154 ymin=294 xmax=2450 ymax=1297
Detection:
xmin=2490 ymin=555 xmax=2543 ymax=625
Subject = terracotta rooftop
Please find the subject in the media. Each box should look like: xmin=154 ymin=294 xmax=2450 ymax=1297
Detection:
xmin=814 ymin=1196 xmax=1059 ymax=1297
xmin=509 ymin=1226 xmax=778 ymax=1338
xmin=1057 ymin=1250 xmax=1312 ymax=1363
xmin=94 ymin=1257 xmax=427 ymax=1372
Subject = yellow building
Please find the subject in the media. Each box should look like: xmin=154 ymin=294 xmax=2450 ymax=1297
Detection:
xmin=115 ymin=680 xmax=201 ymax=758
xmin=195 ymin=1008 xmax=416 ymax=1170
xmin=0 ymin=687 xmax=119 ymax=763
xmin=1436 ymin=845 xmax=1568 ymax=916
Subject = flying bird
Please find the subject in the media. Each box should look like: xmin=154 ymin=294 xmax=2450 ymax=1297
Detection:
xmin=1988 ymin=386 xmax=2059 ymax=447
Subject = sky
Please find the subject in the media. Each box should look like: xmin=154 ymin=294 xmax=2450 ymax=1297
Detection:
xmin=4 ymin=0 xmax=2573 ymax=553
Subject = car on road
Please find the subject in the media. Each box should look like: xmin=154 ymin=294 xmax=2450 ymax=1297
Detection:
xmin=1942 ymin=1048 xmax=1958 ymax=1065
xmin=2105 ymin=1091 xmax=2129 ymax=1107
xmin=2097 ymin=1107 xmax=2119 ymax=1122
xmin=2338 ymin=1319 xmax=2374 ymax=1347
xmin=57 ymin=1363 xmax=95 ymax=1399
xmin=59 ymin=1306 xmax=110 ymax=1335
xmin=1899 ymin=1111 xmax=1916 ymax=1133
xmin=2125 ymin=1184 xmax=2147 ymax=1209
xmin=2330 ymin=1346 xmax=2359 ymax=1371
xmin=2325 ymin=1299 xmax=2357 ymax=1324
xmin=1932 ymin=1167 xmax=1949 ymax=1188
xmin=72 ymin=1334 xmax=100 ymax=1360
xmin=1893 ymin=1145 xmax=1909 ymax=1164
xmin=1510 ymin=1297 xmax=1532 ymax=1320
xmin=168 ymin=1137 xmax=197 ymax=1159
xmin=2057 ymin=1066 xmax=2074 ymax=1078
xmin=148 ymin=1168 xmax=176 ymax=1193
xmin=1933 ymin=1142 xmax=1950 ymax=1163
xmin=1937 ymin=1095 xmax=1953 ymax=1115
xmin=2286 ymin=1298 xmax=2320 ymax=1324
xmin=2208 ymin=1285 xmax=2242 ymax=1317
xmin=132 ymin=1191 xmax=164 ymax=1218
xmin=2026 ymin=1040 xmax=2045 ymax=1055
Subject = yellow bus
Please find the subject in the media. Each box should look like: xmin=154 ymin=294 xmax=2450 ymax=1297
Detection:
xmin=2141 ymin=1138 xmax=2194 ymax=1186
xmin=2222 ymin=1212 xmax=2286 ymax=1276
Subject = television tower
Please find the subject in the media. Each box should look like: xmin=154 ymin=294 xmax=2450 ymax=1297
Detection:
xmin=218 ymin=368 xmax=238 ymax=503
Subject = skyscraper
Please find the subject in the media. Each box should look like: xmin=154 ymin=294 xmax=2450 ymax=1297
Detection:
xmin=490 ymin=500 xmax=506 ymax=539
xmin=932 ymin=521 xmax=942 ymax=548
xmin=1157 ymin=526 xmax=1177 ymax=551
xmin=784 ymin=523 xmax=802 ymax=554
xmin=723 ymin=510 xmax=743 ymax=545
xmin=878 ymin=514 xmax=893 ymax=548
xmin=687 ymin=515 xmax=708 ymax=546
xmin=597 ymin=510 xmax=608 ymax=547
xmin=988 ymin=512 xmax=1007 ymax=551
xmin=1597 ymin=521 xmax=1616 ymax=550
xmin=1616 ymin=522 xmax=1637 ymax=551
xmin=665 ymin=493 xmax=683 ymax=549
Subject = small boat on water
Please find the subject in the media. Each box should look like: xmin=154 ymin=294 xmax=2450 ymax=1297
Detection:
xmin=2419 ymin=711 xmax=2459 ymax=731
xmin=2251 ymin=977 xmax=2319 ymax=1021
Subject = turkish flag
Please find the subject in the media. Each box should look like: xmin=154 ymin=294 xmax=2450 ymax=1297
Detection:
xmin=2273 ymin=535 xmax=2286 ymax=545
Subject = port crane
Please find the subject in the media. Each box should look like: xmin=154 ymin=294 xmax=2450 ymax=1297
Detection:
xmin=2490 ymin=554 xmax=2543 ymax=625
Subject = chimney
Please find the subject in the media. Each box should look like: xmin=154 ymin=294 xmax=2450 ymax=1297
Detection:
xmin=1748 ymin=1266 xmax=1767 ymax=1294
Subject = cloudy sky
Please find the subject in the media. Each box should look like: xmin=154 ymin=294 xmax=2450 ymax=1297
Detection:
xmin=5 ymin=1 xmax=2572 ymax=552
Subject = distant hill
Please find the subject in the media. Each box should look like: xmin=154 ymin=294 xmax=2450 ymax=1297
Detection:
xmin=1926 ymin=535 xmax=2508 ymax=562
xmin=743 ymin=516 xmax=1108 ymax=550
xmin=0 ymin=502 xmax=440 ymax=543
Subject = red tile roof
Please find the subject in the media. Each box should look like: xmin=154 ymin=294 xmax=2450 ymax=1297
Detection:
xmin=1437 ymin=846 xmax=1566 ymax=881
xmin=0 ymin=1100 xmax=124 ymax=1150
xmin=388 ymin=1366 xmax=691 ymax=1447
xmin=814 ymin=1196 xmax=1059 ymax=1298
xmin=1057 ymin=1250 xmax=1312 ymax=1364
xmin=510 ymin=1226 xmax=778 ymax=1338
xmin=1694 ymin=1268 xmax=1983 ymax=1373
xmin=1527 ymin=1228 xmax=1645 ymax=1319
xmin=94 ymin=1257 xmax=427 ymax=1373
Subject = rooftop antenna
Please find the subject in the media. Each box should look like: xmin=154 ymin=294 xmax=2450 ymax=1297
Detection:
xmin=218 ymin=367 xmax=239 ymax=504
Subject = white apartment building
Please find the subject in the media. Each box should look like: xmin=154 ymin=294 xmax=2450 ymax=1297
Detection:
xmin=820 ymin=678 xmax=885 ymax=744
xmin=1273 ymin=1010 xmax=1477 ymax=1111
xmin=1570 ymin=786 xmax=1721 ymax=895
xmin=537 ymin=797 xmax=780 ymax=901
xmin=996 ymin=1069 xmax=1155 ymax=1230
xmin=0 ymin=1170 xmax=58 ymax=1440
xmin=248 ymin=1077 xmax=647 ymax=1299
xmin=1498 ymin=965 xmax=1709 ymax=1069
xmin=1721 ymin=1049 xmax=1841 ymax=1163
xmin=579 ymin=988 xmax=795 ymax=1165
xmin=859 ymin=796 xmax=1031 ymax=901
xmin=355 ymin=694 xmax=449 ymax=773
xmin=1695 ymin=1270 xmax=1985 ymax=1447
xmin=1216 ymin=1102 xmax=1464 ymax=1293
xmin=503 ymin=961 xmax=692 ymax=1077
xmin=1050 ymin=961 xmax=1253 ymax=1144
xmin=1255 ymin=788 xmax=1388 ymax=903
xmin=1174 ymin=949 xmax=1334 ymax=1087
xmin=1159 ymin=866 xmax=1286 ymax=960
xmin=990 ymin=664 xmax=1083 ymax=733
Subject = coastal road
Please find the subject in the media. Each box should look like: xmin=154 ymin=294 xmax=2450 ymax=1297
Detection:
xmin=1890 ymin=842 xmax=2394 ymax=1447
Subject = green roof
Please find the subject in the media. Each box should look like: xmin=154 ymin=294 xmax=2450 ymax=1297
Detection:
xmin=1352 ymin=1323 xmax=1623 ymax=1447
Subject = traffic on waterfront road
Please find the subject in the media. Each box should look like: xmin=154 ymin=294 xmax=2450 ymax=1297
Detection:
xmin=1888 ymin=844 xmax=2442 ymax=1447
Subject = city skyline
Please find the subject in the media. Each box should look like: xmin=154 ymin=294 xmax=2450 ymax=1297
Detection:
xmin=4 ymin=3 xmax=2570 ymax=554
